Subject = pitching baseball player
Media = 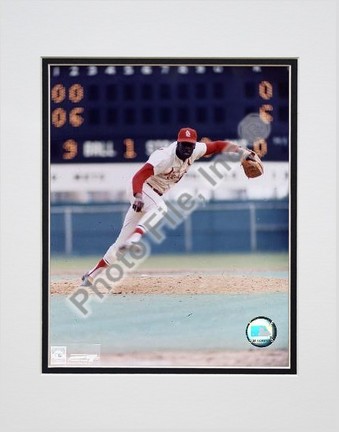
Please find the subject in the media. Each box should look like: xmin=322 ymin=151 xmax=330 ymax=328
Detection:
xmin=81 ymin=127 xmax=262 ymax=286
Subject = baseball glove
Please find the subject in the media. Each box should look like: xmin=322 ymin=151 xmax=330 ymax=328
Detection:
xmin=241 ymin=151 xmax=264 ymax=178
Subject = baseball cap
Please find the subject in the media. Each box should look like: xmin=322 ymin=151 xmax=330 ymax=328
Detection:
xmin=177 ymin=127 xmax=197 ymax=144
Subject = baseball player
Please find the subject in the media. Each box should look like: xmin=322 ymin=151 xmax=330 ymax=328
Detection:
xmin=81 ymin=127 xmax=260 ymax=286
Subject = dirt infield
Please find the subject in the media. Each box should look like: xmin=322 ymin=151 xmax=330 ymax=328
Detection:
xmin=49 ymin=256 xmax=289 ymax=368
xmin=51 ymin=271 xmax=288 ymax=295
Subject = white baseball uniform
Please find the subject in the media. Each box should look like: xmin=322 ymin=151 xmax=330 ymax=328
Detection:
xmin=103 ymin=141 xmax=207 ymax=264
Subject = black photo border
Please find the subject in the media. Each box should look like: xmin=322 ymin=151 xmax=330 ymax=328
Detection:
xmin=42 ymin=57 xmax=297 ymax=375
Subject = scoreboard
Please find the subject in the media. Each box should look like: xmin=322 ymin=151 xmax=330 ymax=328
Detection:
xmin=47 ymin=60 xmax=291 ymax=163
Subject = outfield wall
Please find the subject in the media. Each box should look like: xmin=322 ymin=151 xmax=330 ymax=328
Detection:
xmin=50 ymin=199 xmax=289 ymax=256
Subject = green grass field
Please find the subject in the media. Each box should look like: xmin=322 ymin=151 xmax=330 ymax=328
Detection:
xmin=49 ymin=252 xmax=290 ymax=367
xmin=51 ymin=252 xmax=289 ymax=273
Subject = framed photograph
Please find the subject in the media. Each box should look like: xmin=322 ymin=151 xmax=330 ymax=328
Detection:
xmin=42 ymin=58 xmax=297 ymax=373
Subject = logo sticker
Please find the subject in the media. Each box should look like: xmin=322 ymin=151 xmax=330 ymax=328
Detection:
xmin=246 ymin=316 xmax=277 ymax=347
xmin=50 ymin=346 xmax=67 ymax=365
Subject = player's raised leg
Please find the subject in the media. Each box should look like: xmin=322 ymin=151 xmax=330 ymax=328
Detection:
xmin=81 ymin=185 xmax=167 ymax=287
xmin=81 ymin=205 xmax=143 ymax=286
xmin=116 ymin=184 xmax=167 ymax=253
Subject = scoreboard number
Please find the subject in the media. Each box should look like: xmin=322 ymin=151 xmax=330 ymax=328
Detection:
xmin=51 ymin=84 xmax=85 ymax=128
xmin=124 ymin=139 xmax=137 ymax=159
xmin=48 ymin=65 xmax=289 ymax=163
xmin=253 ymin=138 xmax=268 ymax=158
xmin=62 ymin=139 xmax=78 ymax=160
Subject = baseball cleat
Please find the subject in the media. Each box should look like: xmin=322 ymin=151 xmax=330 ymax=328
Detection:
xmin=81 ymin=273 xmax=94 ymax=287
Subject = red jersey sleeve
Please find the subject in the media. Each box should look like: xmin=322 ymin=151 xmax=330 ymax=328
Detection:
xmin=132 ymin=163 xmax=154 ymax=196
xmin=204 ymin=140 xmax=240 ymax=156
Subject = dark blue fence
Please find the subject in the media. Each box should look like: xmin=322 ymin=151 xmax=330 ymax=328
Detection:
xmin=50 ymin=200 xmax=289 ymax=255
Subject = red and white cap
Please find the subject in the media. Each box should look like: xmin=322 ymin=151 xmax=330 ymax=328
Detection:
xmin=177 ymin=127 xmax=197 ymax=144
